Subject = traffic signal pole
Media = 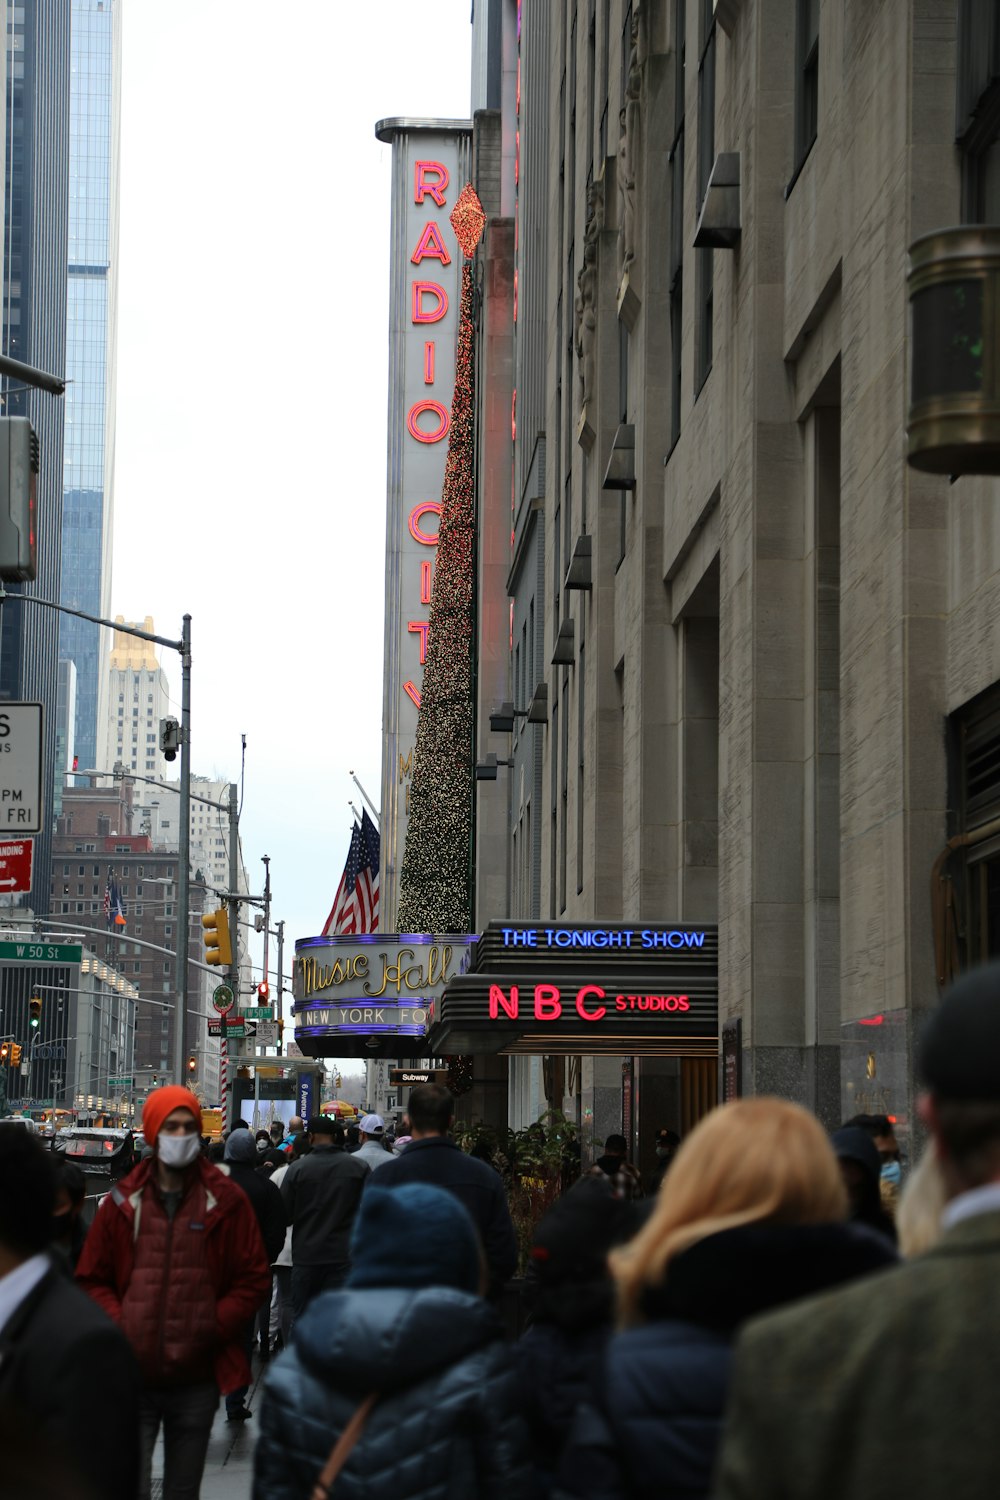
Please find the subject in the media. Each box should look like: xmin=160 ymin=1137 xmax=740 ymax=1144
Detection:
xmin=226 ymin=779 xmax=240 ymax=1131
xmin=174 ymin=614 xmax=192 ymax=1091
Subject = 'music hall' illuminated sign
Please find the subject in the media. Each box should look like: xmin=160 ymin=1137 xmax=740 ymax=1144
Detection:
xmin=292 ymin=932 xmax=473 ymax=1059
xmin=426 ymin=921 xmax=719 ymax=1057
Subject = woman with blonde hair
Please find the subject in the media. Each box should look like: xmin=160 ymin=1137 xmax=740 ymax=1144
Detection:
xmin=555 ymin=1099 xmax=897 ymax=1500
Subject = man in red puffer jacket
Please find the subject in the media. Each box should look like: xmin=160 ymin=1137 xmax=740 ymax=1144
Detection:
xmin=77 ymin=1087 xmax=271 ymax=1499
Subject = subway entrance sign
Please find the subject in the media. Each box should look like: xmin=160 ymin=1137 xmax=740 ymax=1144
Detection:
xmin=388 ymin=1067 xmax=449 ymax=1086
xmin=426 ymin=921 xmax=719 ymax=1057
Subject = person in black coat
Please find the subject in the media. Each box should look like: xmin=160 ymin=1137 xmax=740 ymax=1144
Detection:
xmin=555 ymin=1099 xmax=898 ymax=1500
xmin=375 ymin=1083 xmax=518 ymax=1295
xmin=223 ymin=1127 xmax=289 ymax=1412
xmin=253 ymin=1181 xmax=536 ymax=1500
xmin=0 ymin=1124 xmax=139 ymax=1500
xmin=516 ymin=1176 xmax=642 ymax=1492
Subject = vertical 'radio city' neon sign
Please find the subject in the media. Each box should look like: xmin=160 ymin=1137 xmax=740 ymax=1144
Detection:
xmin=402 ymin=157 xmax=457 ymax=711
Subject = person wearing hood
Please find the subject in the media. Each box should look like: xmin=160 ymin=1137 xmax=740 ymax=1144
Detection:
xmin=222 ymin=1128 xmax=288 ymax=1420
xmin=253 ymin=1182 xmax=536 ymax=1500
xmin=77 ymin=1087 xmax=272 ymax=1499
xmin=831 ymin=1125 xmax=898 ymax=1243
xmin=555 ymin=1098 xmax=897 ymax=1500
xmin=517 ymin=1176 xmax=640 ymax=1491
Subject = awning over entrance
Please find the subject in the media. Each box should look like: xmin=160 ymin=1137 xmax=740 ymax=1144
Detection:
xmin=426 ymin=921 xmax=719 ymax=1056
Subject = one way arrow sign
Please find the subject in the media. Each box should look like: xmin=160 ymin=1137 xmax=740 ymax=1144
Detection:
xmin=0 ymin=840 xmax=33 ymax=895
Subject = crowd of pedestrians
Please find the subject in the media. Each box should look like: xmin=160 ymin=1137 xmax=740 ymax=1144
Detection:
xmin=0 ymin=961 xmax=999 ymax=1499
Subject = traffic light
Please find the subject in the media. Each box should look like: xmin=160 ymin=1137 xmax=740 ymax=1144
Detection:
xmin=151 ymin=1073 xmax=158 ymax=1087
xmin=159 ymin=717 xmax=180 ymax=762
xmin=10 ymin=1044 xmax=21 ymax=1067
xmin=29 ymin=996 xmax=41 ymax=1030
xmin=0 ymin=1043 xmax=8 ymax=1064
xmin=202 ymin=908 xmax=233 ymax=967
xmin=0 ymin=417 xmax=39 ymax=582
xmin=188 ymin=1055 xmax=196 ymax=1074
xmin=257 ymin=980 xmax=270 ymax=1003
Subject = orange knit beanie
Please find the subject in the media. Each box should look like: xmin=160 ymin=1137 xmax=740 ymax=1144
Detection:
xmin=141 ymin=1085 xmax=203 ymax=1144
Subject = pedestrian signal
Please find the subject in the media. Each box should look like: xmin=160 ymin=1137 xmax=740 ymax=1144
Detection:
xmin=10 ymin=1044 xmax=21 ymax=1066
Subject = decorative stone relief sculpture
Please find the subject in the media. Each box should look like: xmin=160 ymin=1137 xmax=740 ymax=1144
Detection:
xmin=618 ymin=4 xmax=648 ymax=281
xmin=575 ymin=178 xmax=603 ymax=410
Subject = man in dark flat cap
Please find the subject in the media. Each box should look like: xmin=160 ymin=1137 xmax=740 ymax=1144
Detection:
xmin=712 ymin=962 xmax=1000 ymax=1500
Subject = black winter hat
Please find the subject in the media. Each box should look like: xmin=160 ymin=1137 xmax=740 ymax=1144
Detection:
xmin=831 ymin=1126 xmax=881 ymax=1183
xmin=920 ymin=962 xmax=1000 ymax=1101
xmin=530 ymin=1175 xmax=637 ymax=1282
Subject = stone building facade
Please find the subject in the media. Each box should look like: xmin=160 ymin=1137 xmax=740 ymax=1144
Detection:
xmin=469 ymin=0 xmax=1000 ymax=1155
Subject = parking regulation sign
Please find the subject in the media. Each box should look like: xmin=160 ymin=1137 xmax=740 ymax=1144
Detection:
xmin=0 ymin=838 xmax=32 ymax=893
xmin=0 ymin=703 xmax=43 ymax=832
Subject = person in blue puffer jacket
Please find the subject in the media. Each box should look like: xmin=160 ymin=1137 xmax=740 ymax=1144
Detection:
xmin=554 ymin=1098 xmax=898 ymax=1500
xmin=253 ymin=1181 xmax=536 ymax=1500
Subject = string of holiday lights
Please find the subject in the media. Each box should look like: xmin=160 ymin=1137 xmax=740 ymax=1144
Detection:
xmin=397 ymin=259 xmax=477 ymax=935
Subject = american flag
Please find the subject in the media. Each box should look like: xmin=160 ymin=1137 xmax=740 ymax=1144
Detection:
xmin=104 ymin=868 xmax=127 ymax=931
xmin=323 ymin=810 xmax=380 ymax=935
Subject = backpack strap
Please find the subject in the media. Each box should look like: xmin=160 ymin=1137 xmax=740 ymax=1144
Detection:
xmin=311 ymin=1393 xmax=378 ymax=1500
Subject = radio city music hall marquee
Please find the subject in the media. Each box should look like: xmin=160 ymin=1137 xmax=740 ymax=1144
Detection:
xmin=376 ymin=118 xmax=472 ymax=925
xmin=426 ymin=921 xmax=720 ymax=1057
xmin=292 ymin=931 xmax=474 ymax=1058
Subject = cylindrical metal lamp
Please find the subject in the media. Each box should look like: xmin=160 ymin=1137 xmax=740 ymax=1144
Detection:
xmin=908 ymin=226 xmax=1000 ymax=474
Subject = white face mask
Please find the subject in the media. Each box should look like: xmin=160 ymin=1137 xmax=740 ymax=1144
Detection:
xmin=157 ymin=1132 xmax=201 ymax=1169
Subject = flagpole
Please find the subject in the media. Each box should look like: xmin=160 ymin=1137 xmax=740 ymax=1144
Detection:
xmin=349 ymin=771 xmax=381 ymax=829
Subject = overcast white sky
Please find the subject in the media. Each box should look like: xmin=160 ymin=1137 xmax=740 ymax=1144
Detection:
xmin=113 ymin=1 xmax=472 ymax=997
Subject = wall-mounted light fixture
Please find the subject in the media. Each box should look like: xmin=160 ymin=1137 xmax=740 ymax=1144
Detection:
xmin=475 ymin=754 xmax=514 ymax=781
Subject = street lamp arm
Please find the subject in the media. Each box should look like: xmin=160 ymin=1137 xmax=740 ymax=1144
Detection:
xmin=0 ymin=590 xmax=183 ymax=652
xmin=0 ymin=352 xmax=66 ymax=397
xmin=35 ymin=916 xmax=226 ymax=975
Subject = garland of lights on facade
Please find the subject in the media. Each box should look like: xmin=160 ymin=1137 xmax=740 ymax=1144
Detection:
xmin=397 ymin=258 xmax=477 ymax=937
xmin=399 ymin=187 xmax=485 ymax=1097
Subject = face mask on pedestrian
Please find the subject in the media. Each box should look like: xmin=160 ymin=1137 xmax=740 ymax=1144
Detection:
xmin=257 ymin=1139 xmax=269 ymax=1154
xmin=880 ymin=1160 xmax=902 ymax=1187
xmin=157 ymin=1132 xmax=201 ymax=1169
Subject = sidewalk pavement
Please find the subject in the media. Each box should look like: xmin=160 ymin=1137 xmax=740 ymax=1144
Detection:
xmin=150 ymin=1352 xmax=270 ymax=1500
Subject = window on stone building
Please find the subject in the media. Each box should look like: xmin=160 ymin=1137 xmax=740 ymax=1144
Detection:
xmin=560 ymin=667 xmax=570 ymax=913
xmin=577 ymin=644 xmax=586 ymax=895
xmin=599 ymin=0 xmax=610 ymax=159
xmin=551 ymin=692 xmax=559 ymax=914
xmin=793 ymin=0 xmax=819 ymax=177
xmin=618 ymin=318 xmax=630 ymax=567
xmin=669 ymin=1 xmax=685 ymax=449
xmin=695 ymin=0 xmax=714 ymax=395
xmin=956 ymin=0 xmax=1000 ymax=221
xmin=943 ymin=683 xmax=1000 ymax=976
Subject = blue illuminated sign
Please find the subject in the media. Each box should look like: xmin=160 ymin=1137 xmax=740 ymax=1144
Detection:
xmin=500 ymin=927 xmax=707 ymax=949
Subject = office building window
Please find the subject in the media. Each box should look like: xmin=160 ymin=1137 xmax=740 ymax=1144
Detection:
xmin=669 ymin=0 xmax=686 ymax=448
xmin=794 ymin=0 xmax=819 ymax=176
xmin=957 ymin=0 xmax=1000 ymax=221
xmin=695 ymin=0 xmax=714 ymax=394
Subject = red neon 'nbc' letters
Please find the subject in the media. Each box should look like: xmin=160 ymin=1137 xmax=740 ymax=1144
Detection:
xmin=414 ymin=160 xmax=449 ymax=206
xmin=412 ymin=282 xmax=449 ymax=324
xmin=407 ymin=401 xmax=449 ymax=444
xmin=534 ymin=985 xmax=562 ymax=1020
xmin=489 ymin=984 xmax=518 ymax=1019
xmin=575 ymin=986 xmax=607 ymax=1022
xmin=408 ymin=501 xmax=443 ymax=545
xmin=411 ymin=222 xmax=452 ymax=266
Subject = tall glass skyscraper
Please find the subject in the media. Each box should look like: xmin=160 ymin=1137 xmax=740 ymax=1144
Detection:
xmin=0 ymin=0 xmax=72 ymax=913
xmin=59 ymin=0 xmax=122 ymax=777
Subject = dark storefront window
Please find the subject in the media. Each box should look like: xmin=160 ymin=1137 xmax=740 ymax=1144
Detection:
xmin=941 ymin=686 xmax=1000 ymax=978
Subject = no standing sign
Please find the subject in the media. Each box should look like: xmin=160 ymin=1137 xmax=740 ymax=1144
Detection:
xmin=0 ymin=703 xmax=42 ymax=832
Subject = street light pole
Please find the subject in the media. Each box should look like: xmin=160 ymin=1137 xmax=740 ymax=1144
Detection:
xmin=174 ymin=614 xmax=192 ymax=1088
